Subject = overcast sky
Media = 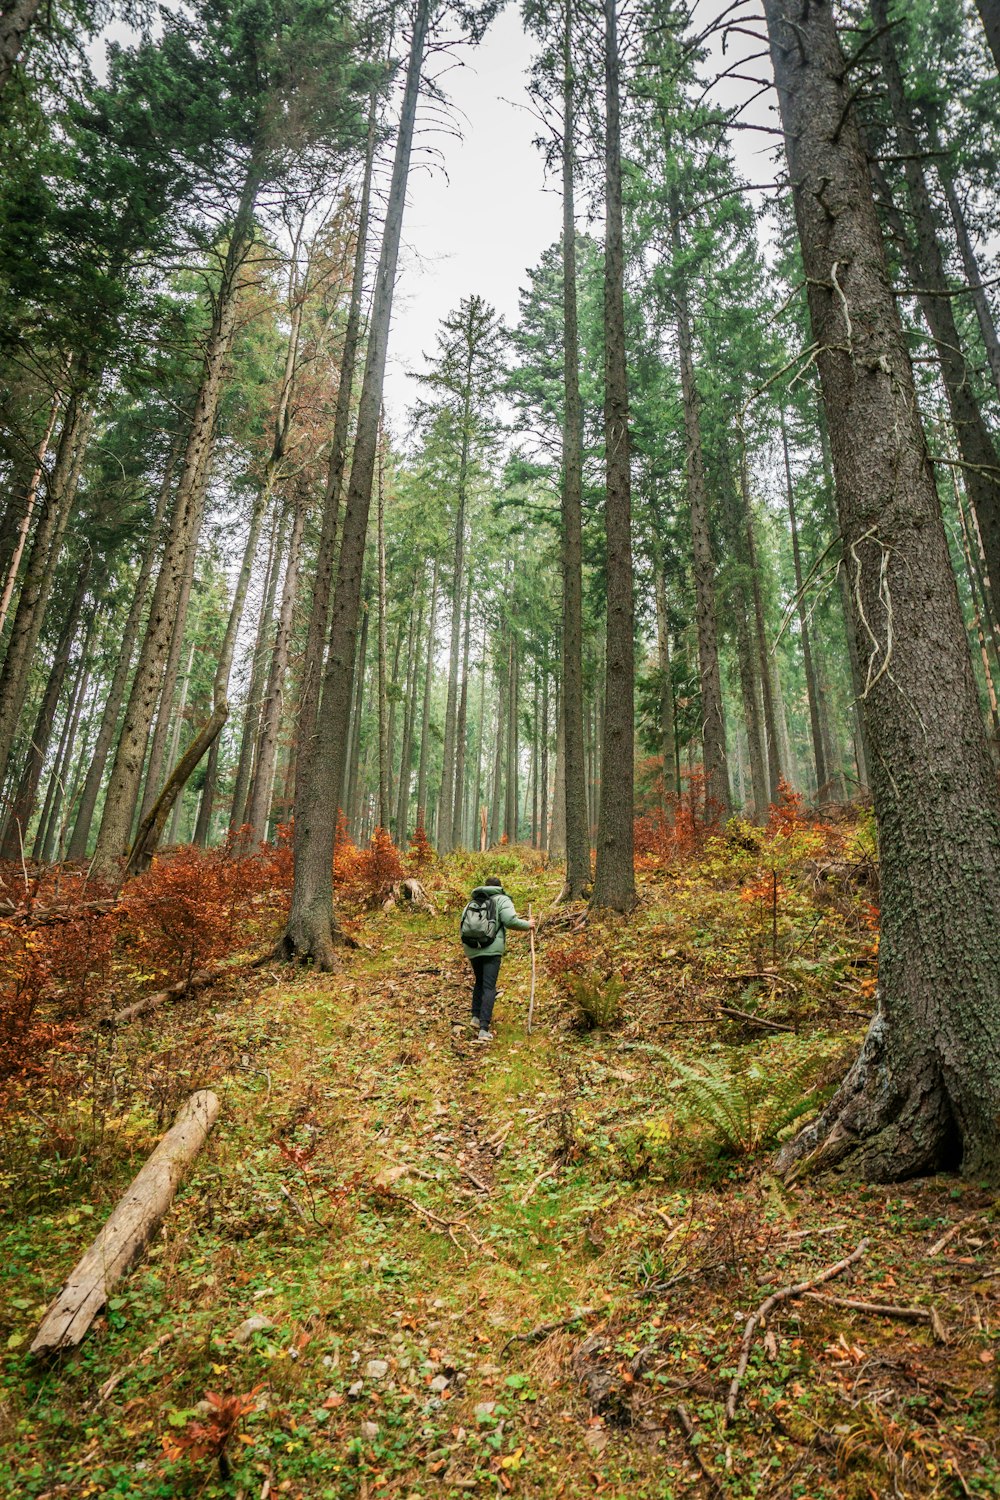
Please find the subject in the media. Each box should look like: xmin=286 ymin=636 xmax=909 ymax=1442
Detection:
xmin=382 ymin=7 xmax=560 ymax=426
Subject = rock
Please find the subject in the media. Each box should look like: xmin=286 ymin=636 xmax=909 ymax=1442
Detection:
xmin=364 ymin=1358 xmax=390 ymax=1380
xmin=348 ymin=1380 xmax=364 ymax=1398
xmin=360 ymin=1421 xmax=380 ymax=1441
xmin=429 ymin=1374 xmax=449 ymax=1393
xmin=474 ymin=1402 xmax=496 ymax=1422
xmin=231 ymin=1314 xmax=274 ymax=1346
xmin=477 ymin=1362 xmax=500 ymax=1376
xmin=584 ymin=1427 xmax=608 ymax=1456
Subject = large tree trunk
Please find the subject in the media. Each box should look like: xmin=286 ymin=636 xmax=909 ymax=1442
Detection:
xmin=764 ymin=0 xmax=1000 ymax=1183
xmin=230 ymin=501 xmax=285 ymax=832
xmin=344 ymin=593 xmax=369 ymax=831
xmin=0 ymin=0 xmax=40 ymax=97
xmin=0 ymin=383 xmax=61 ymax=640
xmin=295 ymin=96 xmax=378 ymax=795
xmin=652 ymin=548 xmax=678 ymax=806
xmin=719 ymin=463 xmax=768 ymax=821
xmin=741 ymin=456 xmax=783 ymax=799
xmin=127 ymin=701 xmax=228 ymax=876
xmin=781 ymin=412 xmax=828 ymax=802
xmin=437 ymin=384 xmax=473 ymax=854
xmin=868 ymin=0 xmax=1000 ymax=597
xmin=282 ymin=0 xmax=430 ymax=966
xmin=376 ymin=433 xmax=391 ymax=832
xmin=669 ymin=199 xmax=731 ymax=819
xmin=560 ymin=0 xmax=592 ymax=899
xmin=504 ymin=632 xmax=518 ymax=842
xmin=591 ymin=0 xmax=636 ymax=911
xmin=415 ymin=558 xmax=438 ymax=833
xmin=92 ymin=169 xmax=259 ymax=881
xmin=975 ymin=0 xmax=1000 ymax=73
xmin=247 ymin=489 xmax=307 ymax=843
xmin=0 ymin=385 xmax=92 ymax=792
xmin=38 ymin=611 xmax=95 ymax=863
xmin=67 ymin=440 xmax=176 ymax=861
xmin=394 ymin=579 xmax=424 ymax=844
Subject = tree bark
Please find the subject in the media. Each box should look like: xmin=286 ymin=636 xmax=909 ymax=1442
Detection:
xmin=975 ymin=0 xmax=1000 ymax=73
xmin=345 ymin=594 xmax=369 ymax=831
xmin=591 ymin=0 xmax=636 ymax=911
xmin=669 ymin=197 xmax=731 ymax=819
xmin=376 ymin=428 xmax=391 ymax=832
xmin=0 ymin=382 xmax=61 ymax=640
xmin=126 ymin=700 xmax=228 ymax=877
xmin=0 ymin=0 xmax=41 ymax=98
xmin=394 ymin=578 xmax=424 ymax=844
xmin=415 ymin=558 xmax=438 ymax=834
xmin=452 ymin=570 xmax=473 ymax=847
xmin=652 ymin=548 xmax=678 ymax=806
xmin=504 ymin=632 xmax=518 ymax=842
xmin=38 ymin=611 xmax=95 ymax=864
xmin=283 ymin=0 xmax=430 ymax=965
xmin=938 ymin=168 xmax=1000 ymax=403
xmin=764 ymin=0 xmax=1000 ymax=1182
xmin=741 ymin=455 xmax=783 ymax=799
xmin=295 ymin=94 xmax=378 ymax=794
xmin=560 ymin=0 xmax=592 ymax=898
xmin=92 ymin=167 xmax=259 ymax=880
xmin=230 ymin=500 xmax=284 ymax=832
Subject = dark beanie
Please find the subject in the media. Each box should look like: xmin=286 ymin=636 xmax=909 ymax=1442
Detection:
xmin=485 ymin=876 xmax=502 ymax=888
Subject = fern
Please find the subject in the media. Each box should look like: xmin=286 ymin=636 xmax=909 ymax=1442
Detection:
xmin=570 ymin=972 xmax=623 ymax=1031
xmin=663 ymin=1039 xmax=836 ymax=1157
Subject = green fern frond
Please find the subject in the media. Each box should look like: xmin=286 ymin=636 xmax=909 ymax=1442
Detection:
xmin=666 ymin=1038 xmax=837 ymax=1156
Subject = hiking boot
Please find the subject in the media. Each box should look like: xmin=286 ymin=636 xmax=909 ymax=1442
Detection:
xmin=470 ymin=1017 xmax=481 ymax=1032
xmin=476 ymin=1029 xmax=494 ymax=1043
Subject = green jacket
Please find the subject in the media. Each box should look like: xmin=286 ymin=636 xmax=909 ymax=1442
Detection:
xmin=461 ymin=884 xmax=531 ymax=959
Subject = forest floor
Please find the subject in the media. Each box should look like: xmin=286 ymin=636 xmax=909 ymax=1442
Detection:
xmin=0 ymin=817 xmax=998 ymax=1498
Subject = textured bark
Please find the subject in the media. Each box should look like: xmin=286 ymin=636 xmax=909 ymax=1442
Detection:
xmin=393 ymin=581 xmax=424 ymax=843
xmin=295 ymin=97 xmax=377 ymax=792
xmin=247 ymin=490 xmax=307 ymax=842
xmin=437 ymin=404 xmax=471 ymax=854
xmin=591 ymin=0 xmax=636 ymax=911
xmin=975 ymin=0 xmax=1000 ymax=72
xmin=166 ymin=638 xmax=198 ymax=845
xmin=0 ymin=387 xmax=91 ymax=791
xmin=741 ymin=459 xmax=783 ymax=799
xmin=68 ymin=441 xmax=175 ymax=861
xmin=504 ymin=633 xmax=518 ymax=843
xmin=720 ymin=462 xmax=768 ymax=821
xmin=670 ymin=199 xmax=731 ymax=819
xmin=127 ymin=700 xmax=228 ymax=876
xmin=283 ymin=0 xmax=429 ymax=965
xmin=652 ymin=551 xmax=678 ymax=805
xmin=93 ymin=171 xmax=258 ymax=879
xmin=376 ymin=433 xmax=391 ymax=831
xmin=539 ymin=666 xmax=550 ymax=851
xmin=344 ymin=596 xmax=369 ymax=831
xmin=559 ymin=0 xmax=592 ymax=898
xmin=868 ymin=0 xmax=1000 ymax=597
xmin=0 ymin=0 xmax=40 ymax=97
xmin=38 ymin=613 xmax=95 ymax=863
xmin=765 ymin=0 xmax=1000 ymax=1182
xmin=782 ymin=413 xmax=828 ymax=801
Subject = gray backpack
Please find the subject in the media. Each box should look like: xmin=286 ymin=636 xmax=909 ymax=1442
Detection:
xmin=460 ymin=891 xmax=499 ymax=949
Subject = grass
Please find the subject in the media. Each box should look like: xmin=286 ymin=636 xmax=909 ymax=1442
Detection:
xmin=0 ymin=824 xmax=997 ymax=1497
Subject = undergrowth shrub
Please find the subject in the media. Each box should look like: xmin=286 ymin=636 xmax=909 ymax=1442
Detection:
xmin=340 ymin=827 xmax=406 ymax=909
xmin=408 ymin=814 xmax=434 ymax=868
xmin=569 ymin=972 xmax=623 ymax=1031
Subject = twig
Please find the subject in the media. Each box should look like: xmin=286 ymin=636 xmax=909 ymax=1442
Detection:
xmin=718 ymin=1004 xmax=796 ymax=1033
xmin=460 ymin=1166 xmax=491 ymax=1193
xmin=279 ymin=1183 xmax=307 ymax=1221
xmin=519 ymin=1164 xmax=558 ymax=1206
xmin=927 ymin=1212 xmax=984 ymax=1257
xmin=804 ymin=1291 xmax=944 ymax=1337
xmin=96 ymin=1331 xmax=174 ymax=1402
xmin=675 ymin=1404 xmax=725 ymax=1498
xmin=501 ymin=1307 xmax=597 ymax=1355
xmin=724 ymin=1238 xmax=869 ymax=1425
xmin=527 ymin=902 xmax=537 ymax=1034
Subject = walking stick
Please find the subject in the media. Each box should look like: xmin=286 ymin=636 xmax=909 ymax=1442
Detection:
xmin=527 ymin=902 xmax=537 ymax=1034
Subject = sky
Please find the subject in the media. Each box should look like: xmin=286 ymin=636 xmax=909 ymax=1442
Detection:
xmin=381 ymin=8 xmax=560 ymax=426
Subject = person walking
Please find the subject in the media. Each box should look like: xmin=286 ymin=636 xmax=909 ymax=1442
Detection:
xmin=459 ymin=875 xmax=535 ymax=1042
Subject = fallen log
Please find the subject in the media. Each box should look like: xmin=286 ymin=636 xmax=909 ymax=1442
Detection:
xmin=103 ymin=950 xmax=272 ymax=1028
xmin=31 ymin=1090 xmax=220 ymax=1355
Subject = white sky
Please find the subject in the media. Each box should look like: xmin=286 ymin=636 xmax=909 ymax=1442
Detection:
xmin=383 ymin=7 xmax=560 ymax=423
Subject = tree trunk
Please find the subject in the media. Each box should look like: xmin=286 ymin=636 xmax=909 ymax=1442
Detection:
xmin=504 ymin=632 xmax=518 ymax=842
xmin=415 ymin=558 xmax=438 ymax=834
xmin=652 ymin=551 xmax=679 ymax=803
xmin=764 ymin=0 xmax=1000 ymax=1182
xmin=550 ymin=681 xmax=566 ymax=856
xmin=740 ymin=454 xmax=783 ymax=799
xmin=560 ymin=0 xmax=592 ymax=898
xmin=539 ymin=665 xmax=550 ymax=851
xmin=39 ymin=612 xmax=95 ymax=864
xmin=0 ymin=0 xmax=41 ymax=97
xmin=247 ymin=489 xmax=307 ymax=843
xmin=670 ymin=198 xmax=731 ymax=819
xmin=975 ymin=0 xmax=1000 ymax=73
xmin=591 ymin=0 xmax=636 ymax=911
xmin=166 ymin=637 xmax=198 ymax=845
xmin=295 ymin=95 xmax=378 ymax=795
xmin=782 ymin=412 xmax=828 ymax=802
xmin=0 ymin=385 xmax=92 ymax=791
xmin=230 ymin=501 xmax=284 ymax=832
xmin=376 ymin=429 xmax=391 ymax=832
xmin=868 ymin=0 xmax=1000 ymax=598
xmin=720 ymin=463 xmax=768 ymax=821
xmin=939 ymin=168 xmax=1000 ymax=403
xmin=345 ymin=596 xmax=369 ymax=831
xmin=471 ymin=610 xmax=488 ymax=846
xmin=394 ymin=579 xmax=424 ymax=844
xmin=67 ymin=441 xmax=176 ymax=861
xmin=92 ymin=167 xmax=259 ymax=880
xmin=451 ymin=570 xmax=473 ymax=847
xmin=0 ymin=382 xmax=61 ymax=640
xmin=283 ymin=0 xmax=430 ymax=965
xmin=437 ymin=389 xmax=473 ymax=854
xmin=2 ymin=556 xmax=90 ymax=859
xmin=127 ymin=701 xmax=229 ymax=876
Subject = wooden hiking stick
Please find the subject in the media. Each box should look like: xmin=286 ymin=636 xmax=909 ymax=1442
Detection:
xmin=527 ymin=902 xmax=537 ymax=1033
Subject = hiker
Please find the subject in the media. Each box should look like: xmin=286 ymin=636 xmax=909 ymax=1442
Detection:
xmin=459 ymin=876 xmax=535 ymax=1042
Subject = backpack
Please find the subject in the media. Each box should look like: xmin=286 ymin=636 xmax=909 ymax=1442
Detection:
xmin=459 ymin=891 xmax=499 ymax=949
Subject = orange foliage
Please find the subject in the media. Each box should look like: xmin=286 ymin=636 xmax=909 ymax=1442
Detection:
xmin=408 ymin=811 xmax=434 ymax=868
xmin=634 ymin=770 xmax=720 ymax=870
xmin=767 ymin=779 xmax=808 ymax=834
xmin=340 ymin=827 xmax=406 ymax=909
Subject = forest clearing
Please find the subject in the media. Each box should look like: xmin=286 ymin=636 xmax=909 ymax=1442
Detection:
xmin=1 ymin=818 xmax=997 ymax=1498
xmin=3 ymin=0 xmax=1000 ymax=1493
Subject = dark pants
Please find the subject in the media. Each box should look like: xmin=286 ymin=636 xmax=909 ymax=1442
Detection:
xmin=470 ymin=954 xmax=502 ymax=1031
